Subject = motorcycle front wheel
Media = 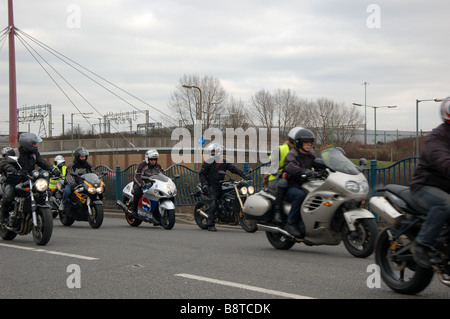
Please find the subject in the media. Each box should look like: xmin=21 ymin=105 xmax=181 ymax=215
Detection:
xmin=32 ymin=208 xmax=53 ymax=246
xmin=342 ymin=218 xmax=378 ymax=258
xmin=88 ymin=204 xmax=104 ymax=229
xmin=194 ymin=201 xmax=209 ymax=229
xmin=159 ymin=208 xmax=175 ymax=230
xmin=375 ymin=227 xmax=434 ymax=295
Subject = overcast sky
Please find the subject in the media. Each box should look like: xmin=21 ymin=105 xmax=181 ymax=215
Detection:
xmin=1 ymin=0 xmax=449 ymax=136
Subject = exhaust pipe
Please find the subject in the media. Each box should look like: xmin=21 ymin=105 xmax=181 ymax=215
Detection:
xmin=257 ymin=224 xmax=294 ymax=239
xmin=116 ymin=200 xmax=128 ymax=213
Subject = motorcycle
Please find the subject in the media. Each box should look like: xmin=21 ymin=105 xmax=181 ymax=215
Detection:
xmin=193 ymin=173 xmax=258 ymax=233
xmin=0 ymin=156 xmax=54 ymax=246
xmin=370 ymin=184 xmax=450 ymax=294
xmin=117 ymin=173 xmax=179 ymax=230
xmin=49 ymin=177 xmax=64 ymax=218
xmin=57 ymin=171 xmax=106 ymax=229
xmin=243 ymin=147 xmax=378 ymax=258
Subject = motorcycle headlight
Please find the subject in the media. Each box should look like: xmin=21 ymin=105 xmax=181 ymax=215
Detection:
xmin=240 ymin=187 xmax=248 ymax=195
xmin=345 ymin=180 xmax=369 ymax=193
xmin=248 ymin=186 xmax=255 ymax=195
xmin=88 ymin=187 xmax=97 ymax=194
xmin=96 ymin=186 xmax=104 ymax=194
xmin=35 ymin=178 xmax=48 ymax=192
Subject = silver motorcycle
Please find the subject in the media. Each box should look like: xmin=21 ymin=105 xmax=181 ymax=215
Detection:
xmin=244 ymin=147 xmax=378 ymax=258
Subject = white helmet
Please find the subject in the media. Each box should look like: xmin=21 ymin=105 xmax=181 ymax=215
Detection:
xmin=204 ymin=143 xmax=223 ymax=163
xmin=54 ymin=155 xmax=65 ymax=166
xmin=1 ymin=147 xmax=13 ymax=158
xmin=440 ymin=97 xmax=450 ymax=124
xmin=145 ymin=149 xmax=159 ymax=164
xmin=287 ymin=127 xmax=304 ymax=144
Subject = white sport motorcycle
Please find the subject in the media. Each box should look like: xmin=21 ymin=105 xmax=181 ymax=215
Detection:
xmin=244 ymin=147 xmax=378 ymax=258
xmin=117 ymin=173 xmax=179 ymax=230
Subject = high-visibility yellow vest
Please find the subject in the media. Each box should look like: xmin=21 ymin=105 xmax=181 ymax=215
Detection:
xmin=268 ymin=143 xmax=290 ymax=181
xmin=49 ymin=165 xmax=67 ymax=190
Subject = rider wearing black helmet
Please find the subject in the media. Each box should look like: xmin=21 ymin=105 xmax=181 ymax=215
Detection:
xmin=59 ymin=147 xmax=94 ymax=212
xmin=0 ymin=133 xmax=57 ymax=224
xmin=283 ymin=128 xmax=318 ymax=238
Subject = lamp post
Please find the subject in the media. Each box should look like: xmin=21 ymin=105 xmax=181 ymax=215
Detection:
xmin=353 ymin=103 xmax=396 ymax=160
xmin=182 ymin=85 xmax=202 ymax=168
xmin=415 ymin=98 xmax=442 ymax=157
xmin=71 ymin=112 xmax=93 ymax=156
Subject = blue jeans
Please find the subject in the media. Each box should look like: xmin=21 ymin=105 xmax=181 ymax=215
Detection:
xmin=62 ymin=184 xmax=73 ymax=205
xmin=286 ymin=187 xmax=306 ymax=224
xmin=413 ymin=186 xmax=450 ymax=245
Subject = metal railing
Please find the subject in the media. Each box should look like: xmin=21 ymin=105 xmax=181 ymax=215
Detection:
xmin=96 ymin=157 xmax=420 ymax=208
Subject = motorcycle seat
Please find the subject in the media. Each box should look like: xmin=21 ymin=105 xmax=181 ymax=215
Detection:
xmin=385 ymin=184 xmax=427 ymax=216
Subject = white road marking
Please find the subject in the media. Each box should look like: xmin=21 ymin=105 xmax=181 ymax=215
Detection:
xmin=0 ymin=243 xmax=99 ymax=261
xmin=175 ymin=273 xmax=315 ymax=299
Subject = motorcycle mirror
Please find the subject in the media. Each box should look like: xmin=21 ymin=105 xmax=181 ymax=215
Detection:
xmin=359 ymin=158 xmax=367 ymax=166
xmin=218 ymin=170 xmax=226 ymax=175
xmin=313 ymin=158 xmax=326 ymax=167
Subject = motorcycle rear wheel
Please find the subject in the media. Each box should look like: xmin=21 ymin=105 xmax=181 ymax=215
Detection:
xmin=375 ymin=227 xmax=434 ymax=295
xmin=123 ymin=196 xmax=142 ymax=227
xmin=194 ymin=201 xmax=209 ymax=229
xmin=239 ymin=213 xmax=258 ymax=233
xmin=266 ymin=231 xmax=295 ymax=250
xmin=32 ymin=208 xmax=53 ymax=246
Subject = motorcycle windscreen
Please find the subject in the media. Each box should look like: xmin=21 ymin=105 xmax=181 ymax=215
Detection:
xmin=320 ymin=147 xmax=360 ymax=175
xmin=139 ymin=197 xmax=158 ymax=213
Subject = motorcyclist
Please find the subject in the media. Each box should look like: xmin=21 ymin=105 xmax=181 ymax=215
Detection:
xmin=265 ymin=127 xmax=303 ymax=223
xmin=59 ymin=147 xmax=94 ymax=212
xmin=132 ymin=149 xmax=165 ymax=223
xmin=411 ymin=97 xmax=450 ymax=268
xmin=283 ymin=128 xmax=318 ymax=238
xmin=49 ymin=155 xmax=67 ymax=192
xmin=0 ymin=133 xmax=59 ymax=224
xmin=199 ymin=143 xmax=250 ymax=231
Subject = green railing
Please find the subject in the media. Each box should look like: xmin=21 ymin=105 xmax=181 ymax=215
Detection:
xmin=96 ymin=157 xmax=420 ymax=208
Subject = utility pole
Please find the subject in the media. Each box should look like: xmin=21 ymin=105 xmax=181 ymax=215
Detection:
xmin=8 ymin=0 xmax=18 ymax=146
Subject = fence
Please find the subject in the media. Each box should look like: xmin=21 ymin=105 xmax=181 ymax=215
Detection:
xmin=96 ymin=156 xmax=420 ymax=208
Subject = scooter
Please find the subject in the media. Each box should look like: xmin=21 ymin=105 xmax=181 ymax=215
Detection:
xmin=243 ymin=147 xmax=378 ymax=258
xmin=117 ymin=173 xmax=179 ymax=230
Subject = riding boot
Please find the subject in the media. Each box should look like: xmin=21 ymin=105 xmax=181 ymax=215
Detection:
xmin=273 ymin=179 xmax=288 ymax=224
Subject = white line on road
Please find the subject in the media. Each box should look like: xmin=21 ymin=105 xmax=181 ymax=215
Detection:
xmin=0 ymin=243 xmax=99 ymax=261
xmin=175 ymin=273 xmax=315 ymax=299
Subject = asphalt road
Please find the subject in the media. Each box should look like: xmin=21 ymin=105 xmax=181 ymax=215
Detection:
xmin=1 ymin=214 xmax=449 ymax=302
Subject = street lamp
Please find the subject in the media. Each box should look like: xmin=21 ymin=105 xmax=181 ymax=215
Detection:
xmin=71 ymin=112 xmax=93 ymax=156
xmin=182 ymin=85 xmax=202 ymax=168
xmin=353 ymin=103 xmax=397 ymax=160
xmin=415 ymin=98 xmax=442 ymax=156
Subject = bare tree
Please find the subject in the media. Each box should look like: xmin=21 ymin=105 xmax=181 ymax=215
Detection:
xmin=249 ymin=89 xmax=275 ymax=129
xmin=168 ymin=74 xmax=228 ymax=131
xmin=223 ymin=96 xmax=249 ymax=129
xmin=272 ymin=88 xmax=303 ymax=138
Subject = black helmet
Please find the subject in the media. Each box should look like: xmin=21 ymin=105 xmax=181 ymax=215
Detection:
xmin=74 ymin=147 xmax=89 ymax=163
xmin=294 ymin=128 xmax=315 ymax=152
xmin=19 ymin=133 xmax=42 ymax=154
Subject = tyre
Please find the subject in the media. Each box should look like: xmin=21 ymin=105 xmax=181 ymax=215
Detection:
xmin=342 ymin=218 xmax=378 ymax=258
xmin=0 ymin=224 xmax=17 ymax=241
xmin=265 ymin=231 xmax=295 ymax=250
xmin=123 ymin=196 xmax=142 ymax=227
xmin=375 ymin=227 xmax=434 ymax=294
xmin=32 ymin=208 xmax=53 ymax=246
xmin=239 ymin=213 xmax=258 ymax=233
xmin=194 ymin=201 xmax=209 ymax=230
xmin=59 ymin=209 xmax=75 ymax=226
xmin=160 ymin=208 xmax=175 ymax=230
xmin=88 ymin=204 xmax=104 ymax=229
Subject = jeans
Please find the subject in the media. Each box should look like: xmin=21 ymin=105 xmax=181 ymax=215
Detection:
xmin=62 ymin=184 xmax=73 ymax=205
xmin=285 ymin=187 xmax=306 ymax=224
xmin=413 ymin=186 xmax=450 ymax=245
